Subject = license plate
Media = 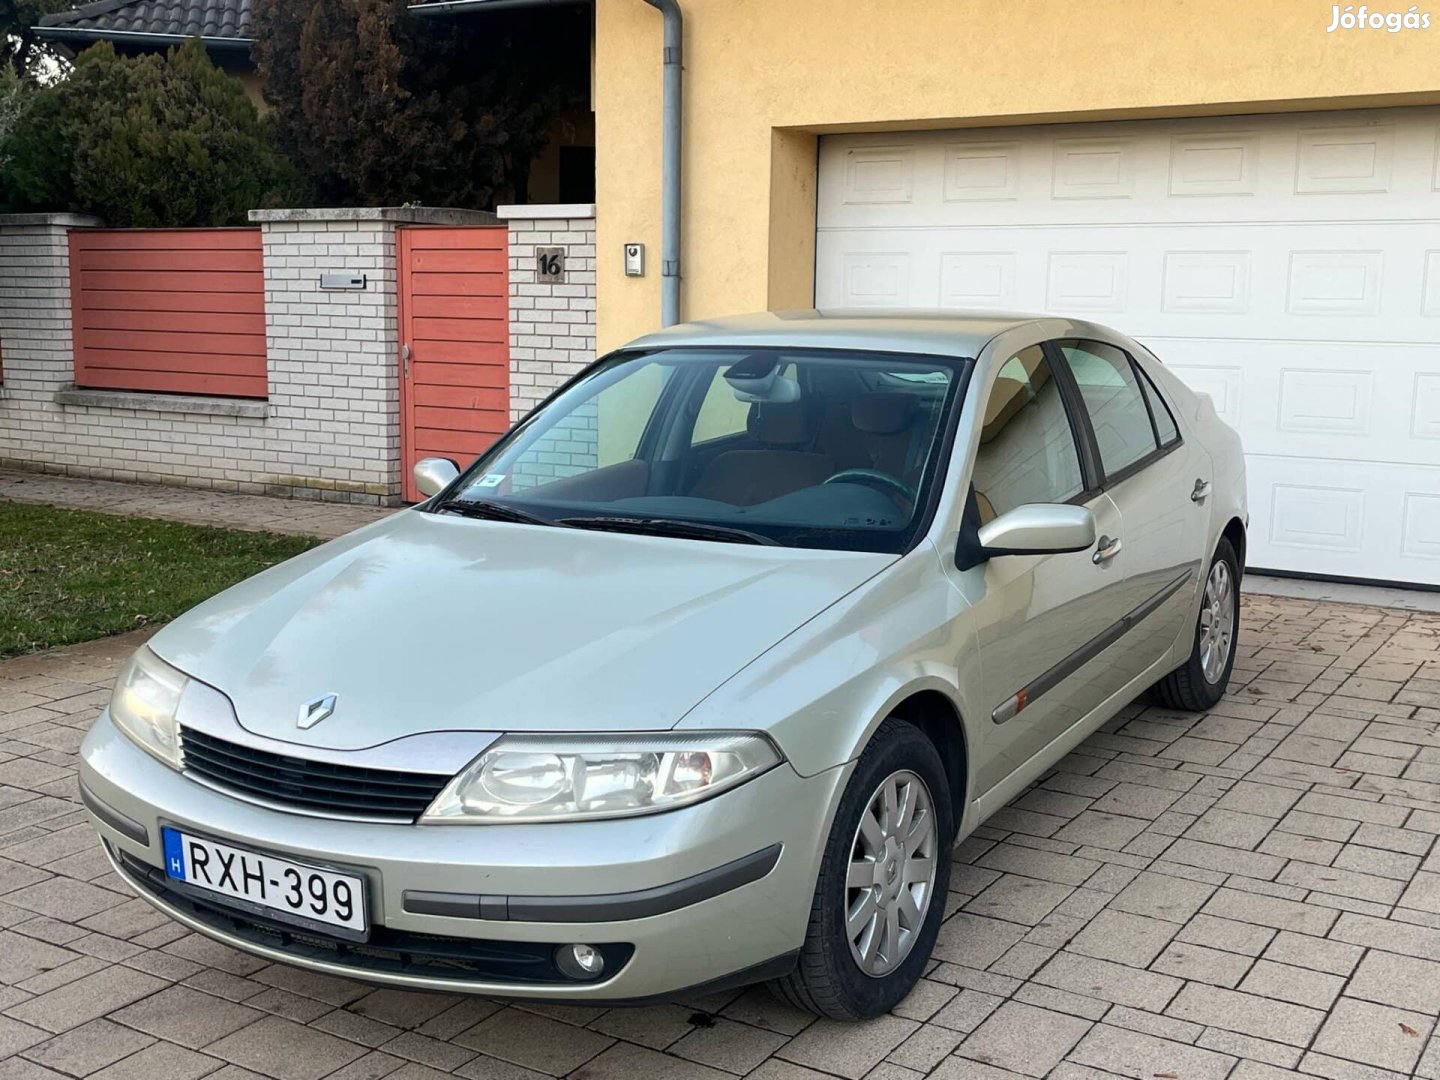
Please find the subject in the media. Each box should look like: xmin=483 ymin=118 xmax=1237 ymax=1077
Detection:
xmin=161 ymin=827 xmax=366 ymax=935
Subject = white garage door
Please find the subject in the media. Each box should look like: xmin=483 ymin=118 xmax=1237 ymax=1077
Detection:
xmin=816 ymin=109 xmax=1440 ymax=587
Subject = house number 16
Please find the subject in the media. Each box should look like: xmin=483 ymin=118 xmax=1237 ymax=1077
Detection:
xmin=537 ymin=247 xmax=565 ymax=284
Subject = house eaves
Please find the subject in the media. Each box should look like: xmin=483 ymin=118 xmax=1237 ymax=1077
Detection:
xmin=36 ymin=0 xmax=253 ymax=51
xmin=408 ymin=0 xmax=586 ymax=16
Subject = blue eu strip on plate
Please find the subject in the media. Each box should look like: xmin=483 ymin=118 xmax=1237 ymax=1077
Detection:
xmin=162 ymin=826 xmax=186 ymax=880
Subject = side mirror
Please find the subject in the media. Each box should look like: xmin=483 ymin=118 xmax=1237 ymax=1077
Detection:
xmin=413 ymin=457 xmax=460 ymax=498
xmin=975 ymin=503 xmax=1096 ymax=559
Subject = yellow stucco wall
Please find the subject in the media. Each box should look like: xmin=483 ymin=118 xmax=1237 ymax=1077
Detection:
xmin=594 ymin=0 xmax=1440 ymax=351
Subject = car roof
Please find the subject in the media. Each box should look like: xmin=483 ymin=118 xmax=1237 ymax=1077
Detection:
xmin=621 ymin=309 xmax=1077 ymax=360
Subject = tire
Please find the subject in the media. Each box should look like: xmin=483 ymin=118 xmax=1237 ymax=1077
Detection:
xmin=768 ymin=717 xmax=953 ymax=1019
xmin=1152 ymin=537 xmax=1240 ymax=711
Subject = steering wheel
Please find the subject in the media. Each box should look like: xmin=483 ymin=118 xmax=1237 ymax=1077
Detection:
xmin=822 ymin=468 xmax=917 ymax=505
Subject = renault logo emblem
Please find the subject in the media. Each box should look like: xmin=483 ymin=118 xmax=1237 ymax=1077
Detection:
xmin=298 ymin=693 xmax=338 ymax=730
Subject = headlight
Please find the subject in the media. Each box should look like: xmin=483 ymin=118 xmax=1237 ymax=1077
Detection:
xmin=109 ymin=647 xmax=186 ymax=768
xmin=421 ymin=733 xmax=783 ymax=823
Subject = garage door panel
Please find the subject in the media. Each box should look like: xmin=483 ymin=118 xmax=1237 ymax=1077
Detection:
xmin=820 ymin=113 xmax=1440 ymax=229
xmin=941 ymin=251 xmax=1019 ymax=309
xmin=824 ymin=249 xmax=915 ymax=308
xmin=1416 ymin=373 xmax=1440 ymax=440
xmin=822 ymin=223 xmax=1436 ymax=340
xmin=818 ymin=107 xmax=1440 ymax=585
xmin=1425 ymin=252 xmax=1440 ymax=315
xmin=1156 ymin=340 xmax=1439 ymax=466
xmin=1162 ymin=362 xmax=1244 ymax=430
xmin=1247 ymin=457 xmax=1440 ymax=583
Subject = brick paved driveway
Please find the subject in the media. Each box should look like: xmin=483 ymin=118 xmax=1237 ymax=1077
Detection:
xmin=3 ymin=593 xmax=1440 ymax=1080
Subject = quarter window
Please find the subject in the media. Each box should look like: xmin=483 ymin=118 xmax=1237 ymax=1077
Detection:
xmin=971 ymin=345 xmax=1085 ymax=523
xmin=1137 ymin=365 xmax=1180 ymax=447
xmin=1054 ymin=340 xmax=1160 ymax=479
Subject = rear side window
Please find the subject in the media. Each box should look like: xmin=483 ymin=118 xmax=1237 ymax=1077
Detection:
xmin=1137 ymin=364 xmax=1180 ymax=447
xmin=1054 ymin=340 xmax=1160 ymax=479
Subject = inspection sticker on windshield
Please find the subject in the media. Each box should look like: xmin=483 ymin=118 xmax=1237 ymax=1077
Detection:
xmin=475 ymin=473 xmax=506 ymax=489
xmin=161 ymin=827 xmax=366 ymax=934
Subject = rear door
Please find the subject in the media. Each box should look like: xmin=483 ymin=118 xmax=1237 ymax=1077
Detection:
xmin=1049 ymin=338 xmax=1208 ymax=686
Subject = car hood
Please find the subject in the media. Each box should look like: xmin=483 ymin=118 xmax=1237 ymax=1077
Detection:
xmin=148 ymin=511 xmax=893 ymax=750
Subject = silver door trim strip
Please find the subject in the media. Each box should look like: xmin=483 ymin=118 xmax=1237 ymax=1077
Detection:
xmin=992 ymin=565 xmax=1197 ymax=725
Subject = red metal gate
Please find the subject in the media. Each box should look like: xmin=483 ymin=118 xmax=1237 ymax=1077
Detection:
xmin=397 ymin=226 xmax=510 ymax=502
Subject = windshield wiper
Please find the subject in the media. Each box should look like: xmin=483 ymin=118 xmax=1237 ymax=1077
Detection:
xmin=430 ymin=498 xmax=559 ymax=528
xmin=558 ymin=516 xmax=779 ymax=546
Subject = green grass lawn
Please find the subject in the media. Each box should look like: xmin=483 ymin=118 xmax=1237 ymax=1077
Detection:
xmin=0 ymin=503 xmax=320 ymax=657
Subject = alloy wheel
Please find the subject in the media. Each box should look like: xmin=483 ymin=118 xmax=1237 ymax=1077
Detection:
xmin=844 ymin=769 xmax=938 ymax=978
xmin=1198 ymin=560 xmax=1235 ymax=684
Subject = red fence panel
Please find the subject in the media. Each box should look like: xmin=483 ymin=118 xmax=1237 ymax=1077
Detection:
xmin=69 ymin=228 xmax=267 ymax=399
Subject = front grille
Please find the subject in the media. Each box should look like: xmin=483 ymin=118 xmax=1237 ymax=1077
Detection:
xmin=112 ymin=848 xmax=634 ymax=985
xmin=179 ymin=727 xmax=451 ymax=821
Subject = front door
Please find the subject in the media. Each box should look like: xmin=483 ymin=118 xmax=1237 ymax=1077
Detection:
xmin=955 ymin=343 xmax=1133 ymax=797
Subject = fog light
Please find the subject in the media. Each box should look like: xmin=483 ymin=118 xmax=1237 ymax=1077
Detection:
xmin=555 ymin=942 xmax=605 ymax=980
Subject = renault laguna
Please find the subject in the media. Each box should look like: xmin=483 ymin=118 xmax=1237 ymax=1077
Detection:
xmin=80 ymin=311 xmax=1245 ymax=1018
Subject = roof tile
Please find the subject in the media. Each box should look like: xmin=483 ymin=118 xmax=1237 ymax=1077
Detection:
xmin=39 ymin=0 xmax=251 ymax=41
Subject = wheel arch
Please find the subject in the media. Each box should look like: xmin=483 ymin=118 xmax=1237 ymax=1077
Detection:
xmin=1222 ymin=516 xmax=1246 ymax=574
xmin=887 ymin=689 xmax=969 ymax=840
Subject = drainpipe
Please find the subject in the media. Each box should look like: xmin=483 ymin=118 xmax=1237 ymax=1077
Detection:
xmin=643 ymin=0 xmax=682 ymax=326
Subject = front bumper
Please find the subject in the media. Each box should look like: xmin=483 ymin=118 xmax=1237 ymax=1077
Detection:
xmin=81 ymin=711 xmax=849 ymax=1000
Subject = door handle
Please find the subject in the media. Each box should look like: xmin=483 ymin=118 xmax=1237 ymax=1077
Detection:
xmin=1093 ymin=535 xmax=1122 ymax=564
xmin=401 ymin=343 xmax=411 ymax=379
xmin=1191 ymin=478 xmax=1212 ymax=502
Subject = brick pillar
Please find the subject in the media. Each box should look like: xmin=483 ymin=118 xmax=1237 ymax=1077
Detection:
xmin=496 ymin=204 xmax=597 ymax=421
xmin=0 ymin=214 xmax=102 ymax=475
xmin=249 ymin=207 xmax=495 ymax=503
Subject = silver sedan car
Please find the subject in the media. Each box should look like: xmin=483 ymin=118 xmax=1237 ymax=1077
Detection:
xmin=80 ymin=311 xmax=1246 ymax=1019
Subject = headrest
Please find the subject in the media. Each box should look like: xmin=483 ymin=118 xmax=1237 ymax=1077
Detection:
xmin=852 ymin=392 xmax=915 ymax=435
xmin=748 ymin=402 xmax=812 ymax=447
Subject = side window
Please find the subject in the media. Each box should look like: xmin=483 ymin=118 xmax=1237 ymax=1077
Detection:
xmin=1137 ymin=364 xmax=1180 ymax=447
xmin=971 ymin=345 xmax=1085 ymax=523
xmin=1055 ymin=340 xmax=1159 ymax=479
xmin=596 ymin=363 xmax=670 ymax=466
xmin=692 ymin=368 xmax=754 ymax=444
xmin=509 ymin=364 xmax=670 ymax=490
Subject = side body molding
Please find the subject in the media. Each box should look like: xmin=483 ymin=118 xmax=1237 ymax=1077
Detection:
xmin=992 ymin=567 xmax=1196 ymax=724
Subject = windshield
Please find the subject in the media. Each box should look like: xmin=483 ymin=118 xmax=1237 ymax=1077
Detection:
xmin=435 ymin=346 xmax=968 ymax=552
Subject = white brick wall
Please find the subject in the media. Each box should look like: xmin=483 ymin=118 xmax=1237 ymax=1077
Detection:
xmin=0 ymin=216 xmax=241 ymax=491
xmin=0 ymin=208 xmax=493 ymax=505
xmin=498 ymin=205 xmax=597 ymax=421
